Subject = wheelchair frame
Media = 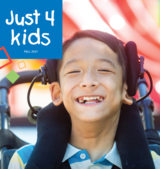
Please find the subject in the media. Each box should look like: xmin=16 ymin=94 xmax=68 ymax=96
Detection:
xmin=0 ymin=70 xmax=40 ymax=169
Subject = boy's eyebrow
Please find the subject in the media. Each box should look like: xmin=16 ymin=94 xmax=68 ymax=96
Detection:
xmin=63 ymin=59 xmax=80 ymax=71
xmin=63 ymin=58 xmax=116 ymax=70
xmin=97 ymin=58 xmax=116 ymax=68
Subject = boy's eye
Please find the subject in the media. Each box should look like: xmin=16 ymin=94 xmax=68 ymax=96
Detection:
xmin=98 ymin=69 xmax=111 ymax=72
xmin=67 ymin=70 xmax=111 ymax=74
xmin=68 ymin=70 xmax=80 ymax=74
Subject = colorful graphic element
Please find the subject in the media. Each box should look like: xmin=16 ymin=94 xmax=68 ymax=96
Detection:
xmin=18 ymin=61 xmax=26 ymax=69
xmin=6 ymin=70 xmax=20 ymax=84
xmin=0 ymin=46 xmax=12 ymax=69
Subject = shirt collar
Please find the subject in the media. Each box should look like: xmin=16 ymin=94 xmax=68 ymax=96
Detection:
xmin=62 ymin=141 xmax=122 ymax=169
xmin=104 ymin=141 xmax=122 ymax=169
xmin=62 ymin=143 xmax=81 ymax=162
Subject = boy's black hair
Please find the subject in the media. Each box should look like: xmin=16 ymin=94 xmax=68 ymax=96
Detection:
xmin=55 ymin=30 xmax=128 ymax=88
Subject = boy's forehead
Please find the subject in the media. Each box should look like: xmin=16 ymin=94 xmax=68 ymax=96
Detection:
xmin=59 ymin=37 xmax=123 ymax=84
xmin=63 ymin=37 xmax=118 ymax=61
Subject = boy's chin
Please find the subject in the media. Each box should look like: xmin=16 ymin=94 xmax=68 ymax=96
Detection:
xmin=75 ymin=113 xmax=106 ymax=123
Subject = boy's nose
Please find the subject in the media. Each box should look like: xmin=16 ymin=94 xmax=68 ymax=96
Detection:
xmin=80 ymin=81 xmax=99 ymax=88
xmin=79 ymin=71 xmax=99 ymax=88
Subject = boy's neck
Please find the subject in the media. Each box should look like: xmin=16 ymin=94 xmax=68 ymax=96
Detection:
xmin=69 ymin=113 xmax=120 ymax=162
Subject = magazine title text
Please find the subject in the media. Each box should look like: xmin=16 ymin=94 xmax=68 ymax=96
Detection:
xmin=5 ymin=10 xmax=54 ymax=46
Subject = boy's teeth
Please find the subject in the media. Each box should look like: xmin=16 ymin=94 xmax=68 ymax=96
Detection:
xmin=77 ymin=96 xmax=104 ymax=103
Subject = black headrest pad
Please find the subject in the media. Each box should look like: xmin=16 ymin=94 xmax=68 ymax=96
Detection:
xmin=45 ymin=59 xmax=58 ymax=84
xmin=125 ymin=41 xmax=140 ymax=96
xmin=115 ymin=101 xmax=155 ymax=168
xmin=25 ymin=103 xmax=71 ymax=169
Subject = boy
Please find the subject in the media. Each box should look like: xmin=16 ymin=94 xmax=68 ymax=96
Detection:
xmin=8 ymin=30 xmax=160 ymax=169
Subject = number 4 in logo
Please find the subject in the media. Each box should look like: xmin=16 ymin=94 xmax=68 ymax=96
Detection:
xmin=46 ymin=10 xmax=55 ymax=26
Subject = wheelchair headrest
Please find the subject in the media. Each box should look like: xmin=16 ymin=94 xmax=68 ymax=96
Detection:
xmin=25 ymin=101 xmax=155 ymax=169
xmin=45 ymin=40 xmax=140 ymax=96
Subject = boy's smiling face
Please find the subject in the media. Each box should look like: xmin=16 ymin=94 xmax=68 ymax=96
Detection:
xmin=50 ymin=37 xmax=133 ymax=122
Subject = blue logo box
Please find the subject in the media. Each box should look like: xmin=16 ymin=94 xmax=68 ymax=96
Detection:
xmin=0 ymin=0 xmax=62 ymax=59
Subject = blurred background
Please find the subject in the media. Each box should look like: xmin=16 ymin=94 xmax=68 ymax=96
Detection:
xmin=0 ymin=0 xmax=160 ymax=144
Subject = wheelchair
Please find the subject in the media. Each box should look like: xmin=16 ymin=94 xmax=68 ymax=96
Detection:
xmin=0 ymin=68 xmax=160 ymax=169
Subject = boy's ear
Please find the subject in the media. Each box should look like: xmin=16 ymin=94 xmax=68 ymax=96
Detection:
xmin=122 ymin=83 xmax=133 ymax=105
xmin=49 ymin=82 xmax=63 ymax=106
